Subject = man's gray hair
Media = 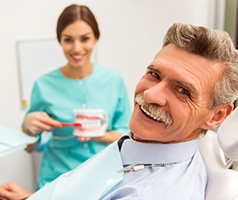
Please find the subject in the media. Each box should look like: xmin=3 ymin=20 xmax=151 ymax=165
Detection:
xmin=163 ymin=23 xmax=238 ymax=108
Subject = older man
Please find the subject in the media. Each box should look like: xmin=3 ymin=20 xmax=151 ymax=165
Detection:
xmin=101 ymin=23 xmax=238 ymax=199
xmin=1 ymin=23 xmax=238 ymax=200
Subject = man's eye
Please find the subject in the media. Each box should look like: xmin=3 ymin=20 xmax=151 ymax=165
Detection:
xmin=178 ymin=87 xmax=190 ymax=96
xmin=150 ymin=71 xmax=160 ymax=80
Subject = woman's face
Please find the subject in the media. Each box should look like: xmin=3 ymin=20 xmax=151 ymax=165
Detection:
xmin=60 ymin=20 xmax=97 ymax=69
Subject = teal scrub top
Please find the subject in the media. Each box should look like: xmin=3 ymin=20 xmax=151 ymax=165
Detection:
xmin=26 ymin=64 xmax=131 ymax=189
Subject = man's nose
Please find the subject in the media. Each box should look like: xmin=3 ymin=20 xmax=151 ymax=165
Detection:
xmin=143 ymin=82 xmax=168 ymax=106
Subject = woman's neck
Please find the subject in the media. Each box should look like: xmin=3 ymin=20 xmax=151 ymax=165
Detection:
xmin=60 ymin=63 xmax=93 ymax=80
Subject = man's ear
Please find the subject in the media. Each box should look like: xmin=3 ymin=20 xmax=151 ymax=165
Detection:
xmin=201 ymin=103 xmax=234 ymax=130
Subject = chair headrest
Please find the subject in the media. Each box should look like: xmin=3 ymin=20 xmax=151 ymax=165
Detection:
xmin=217 ymin=107 xmax=238 ymax=161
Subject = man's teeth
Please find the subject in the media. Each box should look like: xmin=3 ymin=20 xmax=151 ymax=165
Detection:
xmin=135 ymin=93 xmax=173 ymax=127
xmin=136 ymin=94 xmax=160 ymax=121
xmin=141 ymin=106 xmax=161 ymax=121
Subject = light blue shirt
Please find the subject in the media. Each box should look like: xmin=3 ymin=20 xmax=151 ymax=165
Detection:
xmin=25 ymin=64 xmax=131 ymax=189
xmin=27 ymin=134 xmax=207 ymax=200
xmin=101 ymin=135 xmax=207 ymax=200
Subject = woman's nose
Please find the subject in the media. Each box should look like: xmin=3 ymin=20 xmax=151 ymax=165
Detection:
xmin=143 ymin=82 xmax=168 ymax=106
xmin=73 ymin=40 xmax=83 ymax=52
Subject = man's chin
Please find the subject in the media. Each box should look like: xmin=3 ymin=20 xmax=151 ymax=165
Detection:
xmin=131 ymin=133 xmax=164 ymax=143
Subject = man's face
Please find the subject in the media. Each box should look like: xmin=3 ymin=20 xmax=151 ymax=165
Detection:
xmin=129 ymin=44 xmax=223 ymax=143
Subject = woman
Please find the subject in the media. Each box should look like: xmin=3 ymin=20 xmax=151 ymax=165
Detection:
xmin=22 ymin=4 xmax=131 ymax=189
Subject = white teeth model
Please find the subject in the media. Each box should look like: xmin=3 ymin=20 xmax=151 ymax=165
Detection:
xmin=82 ymin=119 xmax=101 ymax=128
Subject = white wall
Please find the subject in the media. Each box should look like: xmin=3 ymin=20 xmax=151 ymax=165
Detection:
xmin=0 ymin=0 xmax=224 ymax=192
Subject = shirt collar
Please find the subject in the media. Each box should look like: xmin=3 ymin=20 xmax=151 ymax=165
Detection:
xmin=120 ymin=133 xmax=198 ymax=165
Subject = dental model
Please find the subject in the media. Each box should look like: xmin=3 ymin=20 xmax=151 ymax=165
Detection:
xmin=72 ymin=109 xmax=108 ymax=137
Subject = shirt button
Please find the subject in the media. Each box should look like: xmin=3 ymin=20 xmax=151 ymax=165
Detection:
xmin=84 ymin=143 xmax=88 ymax=148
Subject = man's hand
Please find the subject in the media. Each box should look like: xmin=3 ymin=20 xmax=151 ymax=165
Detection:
xmin=0 ymin=182 xmax=32 ymax=200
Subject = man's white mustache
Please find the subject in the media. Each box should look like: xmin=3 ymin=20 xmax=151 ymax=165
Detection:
xmin=135 ymin=93 xmax=173 ymax=128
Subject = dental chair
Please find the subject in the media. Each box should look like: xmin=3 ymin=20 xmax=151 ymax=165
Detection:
xmin=198 ymin=108 xmax=238 ymax=200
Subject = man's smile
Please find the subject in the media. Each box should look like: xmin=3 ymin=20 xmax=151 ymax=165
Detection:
xmin=135 ymin=93 xmax=173 ymax=127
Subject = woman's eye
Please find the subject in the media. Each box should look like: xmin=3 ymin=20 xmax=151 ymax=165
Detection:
xmin=63 ymin=38 xmax=73 ymax=43
xmin=81 ymin=37 xmax=89 ymax=42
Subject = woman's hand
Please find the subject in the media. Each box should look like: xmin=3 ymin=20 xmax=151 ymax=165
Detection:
xmin=77 ymin=136 xmax=91 ymax=142
xmin=22 ymin=112 xmax=62 ymax=136
xmin=0 ymin=182 xmax=32 ymax=200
